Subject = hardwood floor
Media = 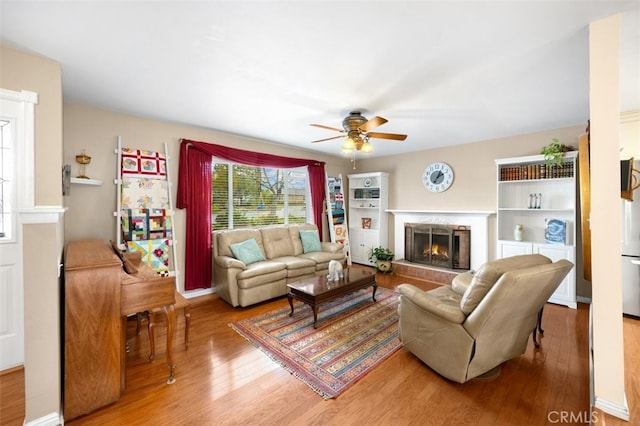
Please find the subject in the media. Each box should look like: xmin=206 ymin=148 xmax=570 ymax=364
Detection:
xmin=0 ymin=366 xmax=24 ymax=426
xmin=2 ymin=269 xmax=639 ymax=425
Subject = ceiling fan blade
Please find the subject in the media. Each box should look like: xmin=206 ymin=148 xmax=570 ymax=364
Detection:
xmin=367 ymin=132 xmax=407 ymax=141
xmin=310 ymin=123 xmax=345 ymax=133
xmin=311 ymin=135 xmax=345 ymax=143
xmin=359 ymin=116 xmax=388 ymax=132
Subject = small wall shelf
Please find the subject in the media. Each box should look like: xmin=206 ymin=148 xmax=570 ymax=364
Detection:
xmin=71 ymin=177 xmax=103 ymax=186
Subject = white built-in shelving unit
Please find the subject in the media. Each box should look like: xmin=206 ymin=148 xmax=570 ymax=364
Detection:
xmin=348 ymin=172 xmax=389 ymax=266
xmin=495 ymin=151 xmax=578 ymax=308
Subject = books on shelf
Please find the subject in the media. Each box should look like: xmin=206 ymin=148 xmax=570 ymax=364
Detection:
xmin=545 ymin=218 xmax=567 ymax=244
xmin=354 ymin=188 xmax=380 ymax=199
xmin=500 ymin=162 xmax=574 ymax=181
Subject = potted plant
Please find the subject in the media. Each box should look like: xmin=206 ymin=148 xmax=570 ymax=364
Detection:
xmin=369 ymin=246 xmax=394 ymax=273
xmin=540 ymin=138 xmax=574 ymax=167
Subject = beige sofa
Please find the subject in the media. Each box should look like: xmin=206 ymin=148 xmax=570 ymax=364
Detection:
xmin=213 ymin=223 xmax=345 ymax=307
xmin=398 ymin=254 xmax=574 ymax=383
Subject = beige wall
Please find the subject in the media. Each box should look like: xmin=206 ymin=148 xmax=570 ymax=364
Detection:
xmin=62 ymin=103 xmax=353 ymax=292
xmin=0 ymin=45 xmax=64 ymax=423
xmin=0 ymin=45 xmax=63 ymax=206
xmin=360 ymin=126 xmax=584 ymax=212
xmin=23 ymin=224 xmax=62 ymax=422
xmin=589 ymin=14 xmax=628 ymax=418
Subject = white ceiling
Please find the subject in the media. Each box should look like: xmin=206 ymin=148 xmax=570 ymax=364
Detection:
xmin=1 ymin=1 xmax=639 ymax=158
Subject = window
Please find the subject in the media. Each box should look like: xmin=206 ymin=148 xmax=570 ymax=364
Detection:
xmin=211 ymin=161 xmax=310 ymax=230
xmin=0 ymin=119 xmax=11 ymax=239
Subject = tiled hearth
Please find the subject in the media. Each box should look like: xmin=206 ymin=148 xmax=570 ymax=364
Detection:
xmin=392 ymin=259 xmax=461 ymax=285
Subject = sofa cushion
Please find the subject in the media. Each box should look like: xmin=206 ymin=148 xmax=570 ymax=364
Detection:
xmin=398 ymin=284 xmax=466 ymax=324
xmin=460 ymin=254 xmax=551 ymax=314
xmin=270 ymin=256 xmax=317 ymax=278
xmin=229 ymin=238 xmax=266 ymax=265
xmin=299 ymin=251 xmax=345 ymax=271
xmin=237 ymin=266 xmax=288 ymax=290
xmin=300 ymin=230 xmax=321 ymax=253
xmin=261 ymin=226 xmax=295 ymax=259
xmin=216 ymin=229 xmax=263 ymax=258
xmin=270 ymin=256 xmax=316 ymax=270
xmin=236 ymin=260 xmax=287 ymax=281
xmin=451 ymin=272 xmax=473 ymax=295
xmin=288 ymin=223 xmax=319 ymax=255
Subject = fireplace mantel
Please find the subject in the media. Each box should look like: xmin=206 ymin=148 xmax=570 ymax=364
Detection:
xmin=387 ymin=209 xmax=494 ymax=216
xmin=387 ymin=209 xmax=495 ymax=270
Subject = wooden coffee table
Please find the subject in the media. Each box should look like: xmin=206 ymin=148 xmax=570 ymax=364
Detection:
xmin=287 ymin=268 xmax=377 ymax=328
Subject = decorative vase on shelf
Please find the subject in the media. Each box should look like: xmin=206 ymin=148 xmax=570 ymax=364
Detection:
xmin=514 ymin=224 xmax=524 ymax=241
xmin=75 ymin=150 xmax=92 ymax=179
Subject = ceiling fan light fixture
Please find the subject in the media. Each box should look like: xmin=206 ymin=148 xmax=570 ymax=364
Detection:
xmin=310 ymin=111 xmax=406 ymax=167
xmin=341 ymin=147 xmax=354 ymax=155
xmin=341 ymin=137 xmax=356 ymax=152
xmin=361 ymin=140 xmax=374 ymax=153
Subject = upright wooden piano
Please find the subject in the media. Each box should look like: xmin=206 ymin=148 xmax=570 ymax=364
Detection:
xmin=63 ymin=240 xmax=176 ymax=420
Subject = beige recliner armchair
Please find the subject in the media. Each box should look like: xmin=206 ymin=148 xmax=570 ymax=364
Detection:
xmin=398 ymin=254 xmax=574 ymax=383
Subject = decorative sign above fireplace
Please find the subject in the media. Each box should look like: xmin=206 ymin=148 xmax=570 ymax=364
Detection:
xmin=404 ymin=223 xmax=470 ymax=270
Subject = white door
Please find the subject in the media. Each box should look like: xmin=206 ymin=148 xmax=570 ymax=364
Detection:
xmin=0 ymin=229 xmax=23 ymax=370
xmin=0 ymin=89 xmax=34 ymax=370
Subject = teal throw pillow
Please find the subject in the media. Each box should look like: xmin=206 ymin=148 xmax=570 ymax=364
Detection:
xmin=229 ymin=238 xmax=266 ymax=265
xmin=300 ymin=230 xmax=321 ymax=253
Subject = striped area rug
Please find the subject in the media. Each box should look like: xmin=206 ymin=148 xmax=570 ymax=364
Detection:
xmin=229 ymin=287 xmax=401 ymax=399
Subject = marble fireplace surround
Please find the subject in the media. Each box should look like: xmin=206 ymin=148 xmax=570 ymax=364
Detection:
xmin=387 ymin=210 xmax=495 ymax=271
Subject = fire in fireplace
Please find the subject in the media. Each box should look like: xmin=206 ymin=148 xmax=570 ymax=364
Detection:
xmin=404 ymin=223 xmax=470 ymax=270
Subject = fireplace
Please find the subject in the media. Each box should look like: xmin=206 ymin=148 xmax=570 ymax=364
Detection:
xmin=404 ymin=223 xmax=470 ymax=270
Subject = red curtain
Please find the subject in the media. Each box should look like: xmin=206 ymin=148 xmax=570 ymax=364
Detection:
xmin=177 ymin=138 xmax=326 ymax=291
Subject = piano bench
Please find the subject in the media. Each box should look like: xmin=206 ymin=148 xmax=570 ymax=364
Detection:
xmin=147 ymin=291 xmax=191 ymax=362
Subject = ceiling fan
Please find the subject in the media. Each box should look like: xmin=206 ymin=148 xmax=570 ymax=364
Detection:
xmin=310 ymin=111 xmax=407 ymax=153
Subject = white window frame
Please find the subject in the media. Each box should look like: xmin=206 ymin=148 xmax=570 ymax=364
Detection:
xmin=212 ymin=160 xmax=311 ymax=230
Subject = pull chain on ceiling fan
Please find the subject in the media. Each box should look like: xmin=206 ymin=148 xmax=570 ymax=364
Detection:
xmin=310 ymin=111 xmax=407 ymax=156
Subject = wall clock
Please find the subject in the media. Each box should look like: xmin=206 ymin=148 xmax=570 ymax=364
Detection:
xmin=422 ymin=162 xmax=454 ymax=193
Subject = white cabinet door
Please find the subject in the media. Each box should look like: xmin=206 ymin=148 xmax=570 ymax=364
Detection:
xmin=350 ymin=228 xmax=378 ymax=265
xmin=349 ymin=228 xmax=364 ymax=263
xmin=534 ymin=243 xmax=577 ymax=309
xmin=498 ymin=240 xmax=533 ymax=258
xmin=498 ymin=240 xmax=576 ymax=308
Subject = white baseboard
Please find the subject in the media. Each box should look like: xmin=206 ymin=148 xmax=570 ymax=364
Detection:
xmin=577 ymin=295 xmax=592 ymax=304
xmin=594 ymin=394 xmax=630 ymax=421
xmin=182 ymin=287 xmax=215 ymax=299
xmin=24 ymin=411 xmax=62 ymax=426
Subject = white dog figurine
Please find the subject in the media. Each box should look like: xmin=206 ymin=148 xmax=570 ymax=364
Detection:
xmin=327 ymin=260 xmax=344 ymax=282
